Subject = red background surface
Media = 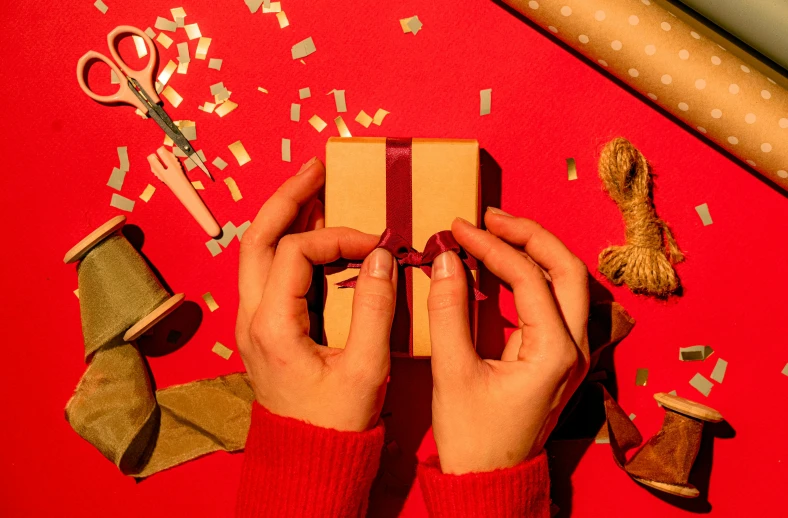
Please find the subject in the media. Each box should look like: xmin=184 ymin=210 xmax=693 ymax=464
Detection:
xmin=1 ymin=0 xmax=785 ymax=516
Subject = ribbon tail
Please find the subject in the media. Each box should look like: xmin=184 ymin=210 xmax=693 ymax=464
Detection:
xmin=336 ymin=276 xmax=359 ymax=289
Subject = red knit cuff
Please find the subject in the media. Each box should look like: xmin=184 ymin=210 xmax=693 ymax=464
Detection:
xmin=417 ymin=452 xmax=551 ymax=518
xmin=236 ymin=403 xmax=384 ymax=518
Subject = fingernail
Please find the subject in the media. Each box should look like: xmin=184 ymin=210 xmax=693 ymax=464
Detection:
xmin=369 ymin=248 xmax=394 ymax=279
xmin=432 ymin=252 xmax=455 ymax=280
xmin=297 ymin=156 xmax=318 ymax=175
xmin=455 ymin=217 xmax=474 ymax=227
xmin=487 ymin=206 xmax=512 ymax=217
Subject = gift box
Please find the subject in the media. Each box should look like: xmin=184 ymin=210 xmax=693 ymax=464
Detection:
xmin=324 ymin=137 xmax=480 ymax=358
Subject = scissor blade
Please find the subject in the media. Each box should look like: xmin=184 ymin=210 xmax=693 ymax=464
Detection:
xmin=188 ymin=152 xmax=213 ymax=181
xmin=146 ymin=101 xmax=214 ymax=181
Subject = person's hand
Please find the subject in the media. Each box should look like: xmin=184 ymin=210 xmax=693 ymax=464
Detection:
xmin=236 ymin=158 xmax=398 ymax=432
xmin=428 ymin=208 xmax=590 ymax=474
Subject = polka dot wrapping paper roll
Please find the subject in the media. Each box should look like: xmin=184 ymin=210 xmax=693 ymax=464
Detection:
xmin=502 ymin=0 xmax=788 ymax=189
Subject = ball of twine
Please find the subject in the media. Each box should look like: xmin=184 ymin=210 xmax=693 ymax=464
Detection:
xmin=597 ymin=138 xmax=684 ymax=297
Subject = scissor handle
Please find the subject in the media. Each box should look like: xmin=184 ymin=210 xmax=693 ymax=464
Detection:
xmin=76 ymin=50 xmax=148 ymax=112
xmin=106 ymin=26 xmax=160 ymax=105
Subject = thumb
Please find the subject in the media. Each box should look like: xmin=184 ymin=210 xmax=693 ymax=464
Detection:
xmin=427 ymin=251 xmax=477 ymax=381
xmin=344 ymin=248 xmax=397 ymax=372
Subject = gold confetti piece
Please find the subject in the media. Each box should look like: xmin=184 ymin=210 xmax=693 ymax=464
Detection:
xmin=236 ymin=220 xmax=251 ymax=241
xmin=179 ymin=121 xmax=196 ymax=141
xmin=74 ymin=289 xmax=80 ymax=298
xmin=567 ymin=158 xmax=578 ymax=181
xmin=94 ymin=0 xmax=108 ymax=14
xmin=215 ymin=100 xmax=238 ymax=117
xmin=155 ymin=81 xmax=164 ymax=94
xmin=668 ymin=390 xmax=678 ymax=396
xmin=290 ymin=103 xmax=300 ymax=122
xmin=334 ymin=116 xmax=352 ymax=137
xmin=161 ymin=85 xmax=183 ymax=108
xmin=212 ymin=157 xmax=228 ymax=170
xmin=224 ymin=177 xmax=243 ymax=201
xmin=172 ymin=146 xmax=186 ymax=157
xmin=163 ymin=133 xmax=173 ymax=146
xmin=132 ymin=35 xmax=148 ymax=58
xmin=372 ymin=109 xmax=389 ymax=126
xmin=191 ymin=181 xmax=204 ymax=190
xmin=308 ymin=114 xmax=327 ymax=132
xmin=635 ymin=368 xmax=649 ymax=386
xmin=258 ymin=87 xmax=268 ymax=93
xmin=156 ymin=32 xmax=174 ymax=49
xmin=117 ymin=146 xmax=129 ymax=172
xmin=629 ymin=413 xmax=636 ymax=421
xmin=157 ymin=60 xmax=177 ymax=85
xmin=710 ymin=358 xmax=728 ymax=383
xmin=177 ymin=42 xmax=190 ymax=64
xmin=177 ymin=61 xmax=188 ymax=74
xmin=195 ymin=37 xmax=211 ymax=60
xmin=134 ymin=108 xmax=148 ymax=119
xmin=144 ymin=27 xmax=156 ymax=39
xmin=480 ymin=88 xmax=492 ymax=116
xmin=110 ymin=69 xmax=120 ymax=84
xmin=139 ymin=184 xmax=156 ymax=202
xmin=107 ymin=167 xmax=126 ymax=190
xmin=217 ymin=222 xmax=237 ymax=247
xmin=184 ymin=23 xmax=201 ymax=40
xmin=327 ymin=89 xmax=347 ymax=112
xmin=679 ymin=345 xmax=715 ymax=361
xmin=170 ymin=7 xmax=186 ymax=20
xmin=212 ymin=342 xmax=233 ymax=360
xmin=206 ymin=239 xmax=222 ymax=256
xmin=110 ymin=193 xmax=135 ymax=212
xmin=245 ymin=0 xmax=264 ymax=13
xmin=263 ymin=0 xmax=270 ymax=7
xmin=276 ymin=11 xmax=289 ymax=28
xmin=695 ymin=203 xmax=713 ymax=226
xmin=282 ymin=138 xmax=291 ymax=162
xmin=175 ymin=16 xmax=185 ymax=28
xmin=155 ymin=16 xmax=177 ymax=32
xmin=400 ymin=17 xmax=413 ymax=33
xmin=689 ymin=373 xmax=713 ymax=397
xmin=355 ymin=110 xmax=373 ymax=128
xmin=210 ymin=82 xmax=226 ymax=95
xmin=199 ymin=102 xmax=216 ymax=113
xmin=262 ymin=1 xmax=281 ymax=13
xmin=782 ymin=363 xmax=788 ymax=376
xmin=208 ymin=58 xmax=222 ymax=70
xmin=291 ymin=37 xmax=316 ymax=59
xmin=299 ymin=87 xmax=311 ymax=99
xmin=228 ymin=141 xmax=250 ymax=166
xmin=215 ymin=89 xmax=231 ymax=103
xmin=407 ymin=16 xmax=423 ymax=35
xmin=202 ymin=292 xmax=220 ymax=312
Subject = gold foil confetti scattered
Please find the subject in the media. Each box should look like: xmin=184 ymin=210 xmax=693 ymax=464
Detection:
xmin=695 ymin=203 xmax=713 ymax=226
xmin=262 ymin=1 xmax=281 ymax=13
xmin=132 ymin=36 xmax=148 ymax=58
xmin=277 ymin=11 xmax=289 ymax=28
xmin=355 ymin=110 xmax=373 ymax=128
xmin=236 ymin=220 xmax=251 ymax=241
xmin=195 ymin=37 xmax=211 ymax=60
xmin=110 ymin=70 xmax=120 ymax=84
xmin=689 ymin=373 xmax=713 ymax=397
xmin=175 ymin=16 xmax=185 ymax=28
xmin=782 ymin=363 xmax=788 ymax=376
xmin=172 ymin=146 xmax=186 ymax=157
xmin=245 ymin=0 xmax=264 ymax=13
xmin=202 ymin=292 xmax=220 ymax=312
xmin=263 ymin=0 xmax=270 ymax=8
xmin=212 ymin=342 xmax=233 ymax=360
xmin=228 ymin=141 xmax=250 ymax=166
xmin=144 ymin=27 xmax=156 ymax=39
xmin=208 ymin=58 xmax=222 ymax=70
xmin=134 ymin=108 xmax=148 ymax=119
xmin=177 ymin=42 xmax=190 ymax=64
xmin=372 ymin=109 xmax=389 ymax=126
xmin=177 ymin=62 xmax=188 ymax=74
xmin=334 ymin=116 xmax=352 ymax=137
xmin=480 ymin=88 xmax=492 ymax=116
xmin=290 ymin=103 xmax=300 ymax=122
xmin=110 ymin=193 xmax=135 ymax=212
xmin=291 ymin=37 xmax=316 ymax=59
xmin=308 ymin=115 xmax=327 ymax=132
xmin=224 ymin=177 xmax=243 ymax=201
xmin=107 ymin=168 xmax=126 ymax=190
xmin=155 ymin=17 xmax=177 ymax=32
xmin=282 ymin=138 xmax=291 ymax=162
xmin=258 ymin=87 xmax=268 ymax=93
xmin=184 ymin=23 xmax=201 ymax=40
xmin=139 ymin=184 xmax=156 ymax=202
xmin=406 ymin=16 xmax=423 ymax=35
xmin=117 ymin=146 xmax=129 ymax=171
xmin=212 ymin=157 xmax=228 ymax=170
xmin=300 ymin=59 xmax=306 ymax=65
xmin=299 ymin=87 xmax=311 ymax=99
xmin=635 ymin=368 xmax=649 ymax=386
xmin=567 ymin=158 xmax=578 ymax=181
xmin=171 ymin=7 xmax=186 ymax=19
xmin=400 ymin=17 xmax=413 ymax=33
xmin=184 ymin=150 xmax=206 ymax=171
xmin=629 ymin=413 xmax=636 ymax=421
xmin=157 ymin=60 xmax=177 ymax=85
xmin=328 ymin=89 xmax=347 ymax=112
xmin=191 ymin=181 xmax=204 ymax=190
xmin=217 ymin=222 xmax=237 ymax=247
xmin=74 ymin=289 xmax=80 ymax=298
xmin=199 ymin=102 xmax=216 ymax=113
xmin=179 ymin=121 xmax=196 ymax=141
xmin=210 ymin=82 xmax=225 ymax=95
xmin=215 ymin=100 xmax=238 ymax=117
xmin=94 ymin=0 xmax=108 ymax=14
xmin=668 ymin=390 xmax=678 ymax=396
xmin=679 ymin=345 xmax=714 ymax=361
xmin=710 ymin=358 xmax=728 ymax=383
xmin=155 ymin=81 xmax=164 ymax=94
xmin=156 ymin=32 xmax=174 ymax=49
xmin=163 ymin=133 xmax=173 ymax=146
xmin=161 ymin=85 xmax=183 ymax=108
xmin=206 ymin=239 xmax=222 ymax=256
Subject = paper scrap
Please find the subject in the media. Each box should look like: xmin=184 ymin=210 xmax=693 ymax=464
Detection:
xmin=782 ymin=363 xmax=788 ymax=376
xmin=400 ymin=16 xmax=423 ymax=34
xmin=210 ymin=82 xmax=227 ymax=95
xmin=139 ymin=184 xmax=156 ymax=202
xmin=144 ymin=27 xmax=156 ymax=39
xmin=74 ymin=289 xmax=80 ymax=298
xmin=177 ymin=42 xmax=190 ymax=64
xmin=206 ymin=239 xmax=222 ymax=257
xmin=117 ymin=146 xmax=129 ymax=172
xmin=355 ymin=110 xmax=373 ymax=128
xmin=110 ymin=193 xmax=135 ymax=212
xmin=172 ymin=146 xmax=186 ymax=158
xmin=668 ymin=390 xmax=678 ymax=396
xmin=308 ymin=115 xmax=327 ymax=132
xmin=156 ymin=32 xmax=174 ymax=49
xmin=177 ymin=61 xmax=188 ymax=74
xmin=161 ymin=85 xmax=183 ymax=108
xmin=157 ymin=60 xmax=177 ymax=86
xmin=290 ymin=103 xmax=300 ymax=122
xmin=328 ymin=89 xmax=347 ymax=112
xmin=175 ymin=16 xmax=185 ymax=28
xmin=212 ymin=157 xmax=228 ymax=170
xmin=155 ymin=81 xmax=164 ymax=94
xmin=179 ymin=121 xmax=196 ymax=141
xmin=224 ymin=177 xmax=243 ymax=201
xmin=110 ymin=70 xmax=120 ymax=84
xmin=635 ymin=368 xmax=649 ymax=386
xmin=195 ymin=37 xmax=211 ymax=60
xmin=689 ymin=373 xmax=713 ymax=397
xmin=262 ymin=1 xmax=281 ymax=13
xmin=282 ymin=138 xmax=291 ymax=162
xmin=277 ymin=11 xmax=289 ymax=28
xmin=334 ymin=116 xmax=352 ymax=137
xmin=695 ymin=203 xmax=713 ymax=226
xmin=299 ymin=87 xmax=311 ymax=99
xmin=191 ymin=181 xmax=204 ymax=190
xmin=212 ymin=342 xmax=233 ymax=360
xmin=217 ymin=222 xmax=237 ymax=247
xmin=628 ymin=413 xmax=636 ymax=421
xmin=679 ymin=345 xmax=714 ymax=361
xmin=199 ymin=102 xmax=216 ymax=113
xmin=208 ymin=58 xmax=222 ymax=70
xmin=236 ymin=221 xmax=251 ymax=241
xmin=257 ymin=87 xmax=268 ymax=93
xmin=170 ymin=7 xmax=186 ymax=19
xmin=107 ymin=168 xmax=126 ymax=190
xmin=132 ymin=36 xmax=148 ymax=58
xmin=291 ymin=37 xmax=316 ymax=59
xmin=710 ymin=358 xmax=728 ymax=383
xmin=94 ymin=0 xmax=108 ymax=14
xmin=480 ymin=89 xmax=492 ymax=116
xmin=155 ymin=17 xmax=177 ymax=32
xmin=184 ymin=23 xmax=201 ymax=40
xmin=202 ymin=292 xmax=220 ymax=312
xmin=215 ymin=100 xmax=238 ymax=117
xmin=372 ymin=109 xmax=389 ymax=126
xmin=245 ymin=0 xmax=264 ymax=13
xmin=567 ymin=158 xmax=577 ymax=181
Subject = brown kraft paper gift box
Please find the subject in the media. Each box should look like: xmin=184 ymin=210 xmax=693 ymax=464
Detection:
xmin=324 ymin=137 xmax=480 ymax=358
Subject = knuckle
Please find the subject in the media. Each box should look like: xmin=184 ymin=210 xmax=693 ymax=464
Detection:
xmin=427 ymin=287 xmax=466 ymax=313
xmin=553 ymin=346 xmax=579 ymax=376
xmin=239 ymin=228 xmax=264 ymax=253
xmin=276 ymin=233 xmax=299 ymax=253
xmin=354 ymin=290 xmax=395 ymax=314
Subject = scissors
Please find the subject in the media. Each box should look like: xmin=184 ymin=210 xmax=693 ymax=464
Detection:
xmin=76 ymin=25 xmax=212 ymax=180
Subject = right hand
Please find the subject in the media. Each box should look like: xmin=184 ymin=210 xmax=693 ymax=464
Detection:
xmin=428 ymin=208 xmax=590 ymax=474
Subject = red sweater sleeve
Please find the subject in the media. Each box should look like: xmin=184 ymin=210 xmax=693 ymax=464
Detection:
xmin=236 ymin=403 xmax=384 ymax=518
xmin=417 ymin=452 xmax=551 ymax=517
